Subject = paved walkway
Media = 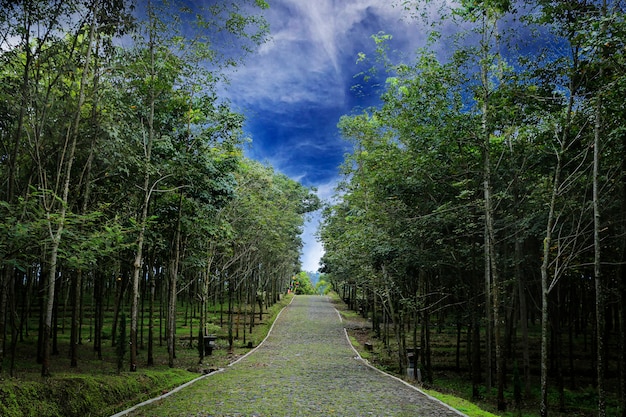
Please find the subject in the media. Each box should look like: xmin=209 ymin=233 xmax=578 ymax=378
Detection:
xmin=123 ymin=295 xmax=466 ymax=417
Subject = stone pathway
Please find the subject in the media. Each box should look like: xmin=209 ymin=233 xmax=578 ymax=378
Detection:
xmin=122 ymin=295 xmax=467 ymax=417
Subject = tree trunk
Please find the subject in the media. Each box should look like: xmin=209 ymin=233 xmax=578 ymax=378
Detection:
xmin=593 ymin=40 xmax=606 ymax=416
xmin=70 ymin=270 xmax=82 ymax=367
xmin=620 ymin=120 xmax=626 ymax=417
xmin=41 ymin=8 xmax=97 ymax=376
xmin=0 ymin=268 xmax=10 ymax=373
xmin=516 ymin=238 xmax=531 ymax=398
xmin=167 ymin=195 xmax=183 ymax=368
xmin=540 ymin=146 xmax=563 ymax=417
xmin=228 ymin=278 xmax=234 ymax=353
xmin=8 ymin=272 xmax=19 ymax=377
xmin=37 ymin=259 xmax=49 ymax=365
xmin=382 ymin=265 xmax=405 ymax=375
xmin=111 ymin=269 xmax=126 ymax=347
xmin=93 ymin=271 xmax=103 ymax=360
xmin=621 ymin=259 xmax=626 ymax=417
xmin=41 ymin=246 xmax=59 ymax=377
xmin=147 ymin=261 xmax=155 ymax=366
xmin=419 ymin=268 xmax=432 ymax=384
xmin=130 ymin=4 xmax=157 ymax=369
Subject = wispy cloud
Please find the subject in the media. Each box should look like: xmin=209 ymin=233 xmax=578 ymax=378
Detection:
xmin=224 ymin=0 xmax=425 ymax=109
xmin=221 ymin=1 xmax=434 ymax=271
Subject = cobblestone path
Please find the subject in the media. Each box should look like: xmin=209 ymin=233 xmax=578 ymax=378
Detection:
xmin=123 ymin=295 xmax=467 ymax=417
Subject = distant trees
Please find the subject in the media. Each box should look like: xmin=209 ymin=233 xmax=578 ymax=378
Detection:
xmin=0 ymin=0 xmax=317 ymax=377
xmin=292 ymin=272 xmax=316 ymax=295
xmin=320 ymin=1 xmax=626 ymax=415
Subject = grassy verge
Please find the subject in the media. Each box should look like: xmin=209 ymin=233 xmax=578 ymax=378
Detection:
xmin=329 ymin=292 xmax=501 ymax=417
xmin=0 ymin=293 xmax=294 ymax=417
xmin=422 ymin=389 xmax=500 ymax=417
xmin=332 ymin=292 xmax=621 ymax=417
xmin=0 ymin=368 xmax=197 ymax=417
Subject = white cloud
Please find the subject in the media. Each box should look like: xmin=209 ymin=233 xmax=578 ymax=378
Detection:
xmin=224 ymin=1 xmax=438 ymax=272
xmin=301 ymin=213 xmax=324 ymax=272
xmin=223 ymin=0 xmax=426 ymax=110
xmin=315 ymin=177 xmax=340 ymax=201
xmin=299 ymin=176 xmax=343 ymax=272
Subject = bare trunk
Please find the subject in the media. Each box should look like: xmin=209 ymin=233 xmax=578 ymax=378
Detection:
xmin=479 ymin=16 xmax=494 ymax=391
xmin=618 ymin=118 xmax=626 ymax=417
xmin=417 ymin=267 xmax=432 ymax=383
xmin=41 ymin=7 xmax=97 ymax=376
xmin=540 ymin=143 xmax=563 ymax=417
xmin=130 ymin=4 xmax=156 ymax=369
xmin=516 ymin=238 xmax=531 ymax=397
xmin=593 ymin=42 xmax=606 ymax=416
xmin=147 ymin=261 xmax=155 ymax=366
xmin=0 ymin=268 xmax=10 ymax=372
xmin=93 ymin=271 xmax=103 ymax=359
xmin=167 ymin=196 xmax=183 ymax=368
xmin=42 ymin=239 xmax=60 ymax=377
xmin=70 ymin=270 xmax=82 ymax=367
xmin=381 ymin=265 xmax=405 ymax=374
xmin=130 ymin=189 xmax=148 ymax=371
xmin=484 ymin=219 xmax=493 ymax=391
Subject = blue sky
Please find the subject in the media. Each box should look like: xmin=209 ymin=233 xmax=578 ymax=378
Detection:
xmin=220 ymin=1 xmax=430 ymax=271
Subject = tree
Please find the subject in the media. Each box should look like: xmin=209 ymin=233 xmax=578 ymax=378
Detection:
xmin=293 ymin=272 xmax=315 ymax=295
xmin=322 ymin=2 xmax=626 ymax=415
xmin=118 ymin=0 xmax=269 ymax=371
xmin=0 ymin=0 xmax=273 ymax=377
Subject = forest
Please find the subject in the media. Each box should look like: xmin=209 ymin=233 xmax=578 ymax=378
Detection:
xmin=3 ymin=0 xmax=626 ymax=416
xmin=0 ymin=0 xmax=320 ymax=394
xmin=319 ymin=1 xmax=626 ymax=417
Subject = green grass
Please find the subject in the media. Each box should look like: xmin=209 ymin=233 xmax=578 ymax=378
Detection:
xmin=335 ymin=290 xmax=620 ymax=417
xmin=423 ymin=389 xmax=500 ymax=417
xmin=0 ymin=368 xmax=196 ymax=417
xmin=0 ymin=293 xmax=294 ymax=417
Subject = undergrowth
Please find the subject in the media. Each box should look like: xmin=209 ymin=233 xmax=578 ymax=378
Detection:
xmin=331 ymin=291 xmax=620 ymax=417
xmin=0 ymin=293 xmax=294 ymax=417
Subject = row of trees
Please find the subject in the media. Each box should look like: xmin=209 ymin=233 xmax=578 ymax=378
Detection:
xmin=0 ymin=0 xmax=318 ymax=377
xmin=320 ymin=1 xmax=626 ymax=416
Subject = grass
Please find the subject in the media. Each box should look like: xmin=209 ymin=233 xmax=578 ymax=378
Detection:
xmin=0 ymin=293 xmax=294 ymax=417
xmin=4 ymin=292 xmax=615 ymax=417
xmin=330 ymin=293 xmax=618 ymax=417
xmin=0 ymin=368 xmax=196 ymax=417
xmin=422 ymin=389 xmax=500 ymax=417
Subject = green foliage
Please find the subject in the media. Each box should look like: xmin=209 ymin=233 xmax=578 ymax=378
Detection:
xmin=292 ymin=271 xmax=316 ymax=295
xmin=315 ymin=278 xmax=332 ymax=295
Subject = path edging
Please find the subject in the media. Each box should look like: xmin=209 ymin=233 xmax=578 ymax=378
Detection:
xmin=228 ymin=294 xmax=296 ymax=367
xmin=337 ymin=306 xmax=469 ymax=417
xmin=109 ymin=368 xmax=226 ymax=417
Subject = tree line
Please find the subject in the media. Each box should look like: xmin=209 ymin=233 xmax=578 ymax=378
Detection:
xmin=320 ymin=1 xmax=626 ymax=416
xmin=0 ymin=0 xmax=318 ymax=378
